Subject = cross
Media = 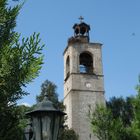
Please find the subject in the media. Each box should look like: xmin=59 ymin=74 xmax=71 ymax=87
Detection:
xmin=79 ymin=16 xmax=84 ymax=23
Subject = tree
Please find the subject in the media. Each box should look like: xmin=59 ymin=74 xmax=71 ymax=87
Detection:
xmin=36 ymin=79 xmax=64 ymax=109
xmin=106 ymin=96 xmax=134 ymax=127
xmin=127 ymin=76 xmax=140 ymax=139
xmin=90 ymin=99 xmax=135 ymax=140
xmin=0 ymin=0 xmax=44 ymax=139
xmin=16 ymin=105 xmax=31 ymax=140
xmin=90 ymin=105 xmax=125 ymax=140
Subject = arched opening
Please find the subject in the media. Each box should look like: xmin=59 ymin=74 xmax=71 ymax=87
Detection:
xmin=79 ymin=52 xmax=93 ymax=73
xmin=66 ymin=56 xmax=70 ymax=77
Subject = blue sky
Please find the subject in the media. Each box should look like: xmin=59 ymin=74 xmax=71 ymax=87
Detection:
xmin=11 ymin=0 xmax=140 ymax=105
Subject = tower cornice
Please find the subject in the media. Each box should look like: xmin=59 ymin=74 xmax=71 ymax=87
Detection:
xmin=63 ymin=42 xmax=103 ymax=55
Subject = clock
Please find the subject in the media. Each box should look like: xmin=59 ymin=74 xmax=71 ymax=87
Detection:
xmin=85 ymin=82 xmax=91 ymax=88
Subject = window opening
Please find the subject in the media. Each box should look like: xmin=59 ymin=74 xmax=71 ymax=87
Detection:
xmin=66 ymin=56 xmax=70 ymax=77
xmin=79 ymin=52 xmax=93 ymax=73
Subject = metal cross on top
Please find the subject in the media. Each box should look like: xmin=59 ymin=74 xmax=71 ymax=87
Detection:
xmin=79 ymin=16 xmax=84 ymax=23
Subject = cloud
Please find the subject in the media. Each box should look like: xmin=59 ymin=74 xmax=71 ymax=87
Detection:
xmin=20 ymin=102 xmax=31 ymax=107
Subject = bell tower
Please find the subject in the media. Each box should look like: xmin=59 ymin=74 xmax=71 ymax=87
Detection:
xmin=63 ymin=18 xmax=105 ymax=140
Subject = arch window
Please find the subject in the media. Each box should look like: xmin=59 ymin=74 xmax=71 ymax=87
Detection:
xmin=79 ymin=52 xmax=93 ymax=73
xmin=66 ymin=56 xmax=70 ymax=77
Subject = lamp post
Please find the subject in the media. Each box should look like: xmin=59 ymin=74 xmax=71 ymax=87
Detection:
xmin=25 ymin=96 xmax=65 ymax=140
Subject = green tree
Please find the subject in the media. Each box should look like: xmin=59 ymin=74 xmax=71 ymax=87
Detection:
xmin=90 ymin=101 xmax=134 ymax=140
xmin=16 ymin=105 xmax=31 ymax=140
xmin=107 ymin=96 xmax=134 ymax=127
xmin=0 ymin=0 xmax=44 ymax=139
xmin=36 ymin=79 xmax=64 ymax=109
xmin=127 ymin=76 xmax=140 ymax=139
xmin=90 ymin=105 xmax=125 ymax=140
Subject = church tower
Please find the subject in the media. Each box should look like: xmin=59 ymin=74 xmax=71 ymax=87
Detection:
xmin=63 ymin=18 xmax=105 ymax=140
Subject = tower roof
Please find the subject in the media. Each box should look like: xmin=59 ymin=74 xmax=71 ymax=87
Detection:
xmin=73 ymin=22 xmax=90 ymax=32
xmin=73 ymin=22 xmax=90 ymax=36
xmin=68 ymin=18 xmax=90 ymax=45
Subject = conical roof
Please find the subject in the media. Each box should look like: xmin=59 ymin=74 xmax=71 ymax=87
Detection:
xmin=26 ymin=96 xmax=65 ymax=116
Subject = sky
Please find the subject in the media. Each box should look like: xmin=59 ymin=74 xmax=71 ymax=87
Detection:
xmin=10 ymin=0 xmax=140 ymax=106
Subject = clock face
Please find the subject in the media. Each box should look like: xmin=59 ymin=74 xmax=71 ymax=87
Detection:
xmin=85 ymin=82 xmax=91 ymax=88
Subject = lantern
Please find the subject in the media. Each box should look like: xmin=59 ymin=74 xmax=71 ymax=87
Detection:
xmin=26 ymin=96 xmax=65 ymax=140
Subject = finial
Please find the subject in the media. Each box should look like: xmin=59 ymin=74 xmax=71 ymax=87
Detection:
xmin=79 ymin=16 xmax=84 ymax=23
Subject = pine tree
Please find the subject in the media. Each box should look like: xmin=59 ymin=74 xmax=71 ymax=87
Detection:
xmin=0 ymin=1 xmax=44 ymax=139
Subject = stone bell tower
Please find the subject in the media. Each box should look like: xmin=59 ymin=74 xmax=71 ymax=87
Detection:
xmin=63 ymin=18 xmax=105 ymax=140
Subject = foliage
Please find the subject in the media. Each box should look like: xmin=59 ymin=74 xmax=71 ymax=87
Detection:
xmin=0 ymin=104 xmax=31 ymax=140
xmin=106 ymin=96 xmax=134 ymax=127
xmin=0 ymin=33 xmax=44 ymax=104
xmin=0 ymin=0 xmax=19 ymax=47
xmin=0 ymin=0 xmax=44 ymax=139
xmin=17 ymin=105 xmax=31 ymax=130
xmin=36 ymin=80 xmax=58 ymax=103
xmin=90 ymin=105 xmax=125 ymax=140
xmin=127 ymin=76 xmax=140 ymax=139
xmin=58 ymin=128 xmax=79 ymax=140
